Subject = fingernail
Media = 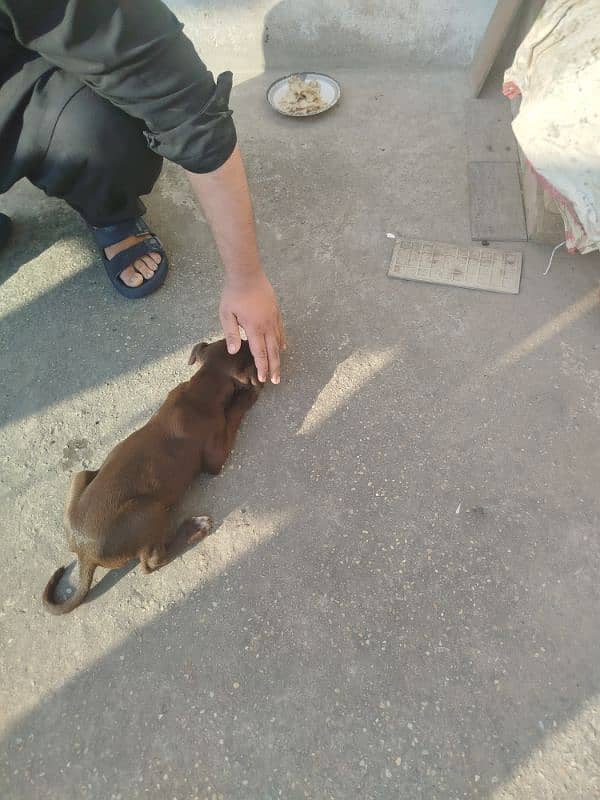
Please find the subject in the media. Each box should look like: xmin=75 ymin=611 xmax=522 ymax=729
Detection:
xmin=272 ymin=375 xmax=280 ymax=385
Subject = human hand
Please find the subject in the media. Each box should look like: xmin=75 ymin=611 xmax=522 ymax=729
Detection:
xmin=219 ymin=271 xmax=286 ymax=384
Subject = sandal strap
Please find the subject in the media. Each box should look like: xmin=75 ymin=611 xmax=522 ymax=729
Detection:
xmin=104 ymin=236 xmax=163 ymax=280
xmin=91 ymin=217 xmax=150 ymax=249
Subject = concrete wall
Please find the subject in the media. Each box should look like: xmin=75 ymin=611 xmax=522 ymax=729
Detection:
xmin=167 ymin=1 xmax=497 ymax=75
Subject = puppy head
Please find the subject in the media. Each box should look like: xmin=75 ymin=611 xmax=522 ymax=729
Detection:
xmin=187 ymin=339 xmax=260 ymax=386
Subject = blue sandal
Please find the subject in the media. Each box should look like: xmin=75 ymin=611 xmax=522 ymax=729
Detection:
xmin=91 ymin=217 xmax=169 ymax=299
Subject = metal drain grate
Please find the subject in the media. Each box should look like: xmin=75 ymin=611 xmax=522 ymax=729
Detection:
xmin=388 ymin=237 xmax=522 ymax=294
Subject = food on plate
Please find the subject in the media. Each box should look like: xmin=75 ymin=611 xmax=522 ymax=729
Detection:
xmin=278 ymin=75 xmax=328 ymax=115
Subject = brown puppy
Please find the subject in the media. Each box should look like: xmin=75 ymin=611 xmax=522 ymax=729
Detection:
xmin=43 ymin=339 xmax=261 ymax=614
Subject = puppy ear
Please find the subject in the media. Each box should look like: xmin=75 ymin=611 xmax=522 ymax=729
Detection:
xmin=188 ymin=342 xmax=208 ymax=366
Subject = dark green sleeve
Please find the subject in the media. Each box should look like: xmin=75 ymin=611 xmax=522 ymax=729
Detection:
xmin=0 ymin=0 xmax=236 ymax=172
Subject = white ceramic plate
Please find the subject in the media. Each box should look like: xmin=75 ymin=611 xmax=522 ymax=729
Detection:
xmin=267 ymin=73 xmax=341 ymax=117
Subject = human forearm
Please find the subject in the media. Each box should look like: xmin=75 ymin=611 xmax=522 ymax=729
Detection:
xmin=185 ymin=144 xmax=262 ymax=284
xmin=185 ymin=146 xmax=285 ymax=383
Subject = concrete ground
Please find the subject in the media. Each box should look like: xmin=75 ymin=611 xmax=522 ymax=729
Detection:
xmin=1 ymin=67 xmax=600 ymax=800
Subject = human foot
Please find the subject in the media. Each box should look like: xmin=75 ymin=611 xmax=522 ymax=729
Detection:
xmin=92 ymin=218 xmax=169 ymax=299
xmin=104 ymin=234 xmax=162 ymax=287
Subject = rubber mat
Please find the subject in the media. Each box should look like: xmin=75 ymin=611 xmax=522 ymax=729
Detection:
xmin=388 ymin=237 xmax=522 ymax=294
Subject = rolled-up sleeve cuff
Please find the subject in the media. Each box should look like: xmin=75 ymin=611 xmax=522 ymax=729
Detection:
xmin=143 ymin=71 xmax=237 ymax=173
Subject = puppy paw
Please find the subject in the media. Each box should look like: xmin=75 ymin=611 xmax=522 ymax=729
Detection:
xmin=187 ymin=515 xmax=213 ymax=543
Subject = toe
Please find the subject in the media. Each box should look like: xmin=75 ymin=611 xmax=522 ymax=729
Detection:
xmin=120 ymin=265 xmax=144 ymax=287
xmin=148 ymin=251 xmax=162 ymax=266
xmin=134 ymin=258 xmax=154 ymax=280
xmin=142 ymin=254 xmax=158 ymax=273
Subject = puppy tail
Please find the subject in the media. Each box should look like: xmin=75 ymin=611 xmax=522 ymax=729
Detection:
xmin=43 ymin=559 xmax=97 ymax=615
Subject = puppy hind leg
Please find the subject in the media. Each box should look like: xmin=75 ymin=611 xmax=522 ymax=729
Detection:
xmin=140 ymin=516 xmax=212 ymax=574
xmin=140 ymin=545 xmax=166 ymax=575
xmin=178 ymin=515 xmax=213 ymax=544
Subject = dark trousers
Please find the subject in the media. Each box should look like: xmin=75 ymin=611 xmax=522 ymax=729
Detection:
xmin=8 ymin=82 xmax=163 ymax=227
